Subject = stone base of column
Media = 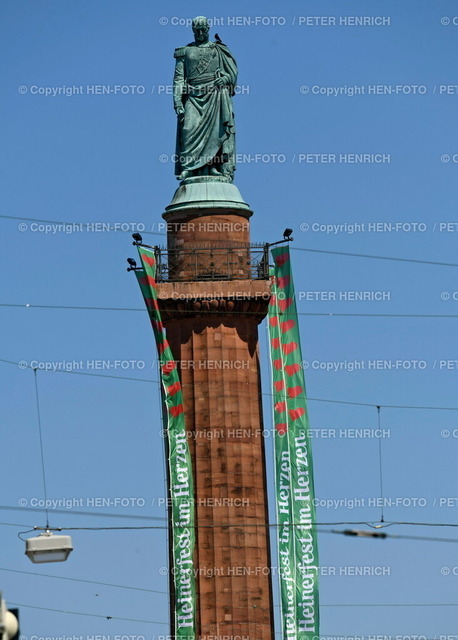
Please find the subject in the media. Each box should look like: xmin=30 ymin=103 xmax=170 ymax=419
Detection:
xmin=157 ymin=295 xmax=274 ymax=640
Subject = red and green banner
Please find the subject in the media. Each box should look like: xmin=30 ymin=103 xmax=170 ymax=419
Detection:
xmin=134 ymin=246 xmax=196 ymax=640
xmin=268 ymin=245 xmax=319 ymax=640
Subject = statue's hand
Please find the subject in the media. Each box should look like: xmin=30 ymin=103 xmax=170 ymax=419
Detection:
xmin=214 ymin=74 xmax=229 ymax=87
xmin=175 ymin=105 xmax=185 ymax=118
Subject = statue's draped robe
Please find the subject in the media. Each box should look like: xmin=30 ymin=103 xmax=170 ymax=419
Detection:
xmin=173 ymin=41 xmax=237 ymax=180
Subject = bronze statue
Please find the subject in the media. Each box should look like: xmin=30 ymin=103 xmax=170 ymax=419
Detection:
xmin=173 ymin=16 xmax=237 ymax=182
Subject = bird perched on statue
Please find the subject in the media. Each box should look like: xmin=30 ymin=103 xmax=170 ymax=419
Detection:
xmin=214 ymin=33 xmax=224 ymax=44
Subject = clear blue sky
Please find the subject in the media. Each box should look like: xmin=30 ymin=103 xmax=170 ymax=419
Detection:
xmin=2 ymin=0 xmax=458 ymax=637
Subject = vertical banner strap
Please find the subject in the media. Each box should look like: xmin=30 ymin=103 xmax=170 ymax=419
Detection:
xmin=134 ymin=246 xmax=196 ymax=639
xmin=268 ymin=245 xmax=319 ymax=640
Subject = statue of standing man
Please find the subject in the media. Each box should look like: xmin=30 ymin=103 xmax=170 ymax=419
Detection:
xmin=173 ymin=17 xmax=237 ymax=182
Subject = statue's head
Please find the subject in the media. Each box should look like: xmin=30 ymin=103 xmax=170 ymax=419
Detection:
xmin=192 ymin=16 xmax=209 ymax=43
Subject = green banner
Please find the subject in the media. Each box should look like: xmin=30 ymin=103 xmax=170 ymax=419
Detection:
xmin=134 ymin=246 xmax=196 ymax=639
xmin=268 ymin=245 xmax=319 ymax=640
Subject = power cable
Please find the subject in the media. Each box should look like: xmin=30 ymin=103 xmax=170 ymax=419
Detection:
xmin=2 ymin=357 xmax=458 ymax=412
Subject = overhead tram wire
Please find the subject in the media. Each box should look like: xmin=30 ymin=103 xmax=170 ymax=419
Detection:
xmin=0 ymin=520 xmax=35 ymax=528
xmin=33 ymin=368 xmax=50 ymax=529
xmin=7 ymin=602 xmax=168 ymax=624
xmin=329 ymin=528 xmax=458 ymax=544
xmin=5 ymin=603 xmax=458 ymax=640
xmin=8 ymin=600 xmax=458 ymax=626
xmin=290 ymin=245 xmax=458 ymax=268
xmin=0 ymin=215 xmax=166 ymax=237
xmin=6 ymin=604 xmax=458 ymax=640
xmin=14 ymin=522 xmax=458 ymax=535
xmin=2 ymin=213 xmax=458 ymax=265
xmin=2 ymin=357 xmax=458 ymax=412
xmin=0 ymin=503 xmax=167 ymax=521
xmin=2 ymin=302 xmax=458 ymax=319
xmin=376 ymin=406 xmax=385 ymax=523
xmin=3 ymin=500 xmax=458 ymax=533
xmin=4 ymin=515 xmax=458 ymax=543
xmin=0 ymin=566 xmax=168 ymax=594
